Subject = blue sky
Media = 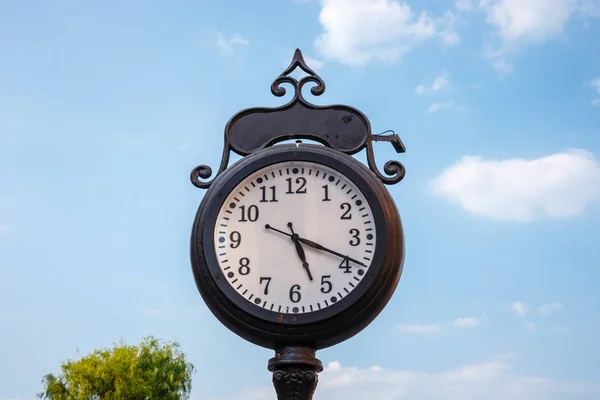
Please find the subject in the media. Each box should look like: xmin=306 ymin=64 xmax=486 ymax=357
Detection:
xmin=1 ymin=0 xmax=600 ymax=399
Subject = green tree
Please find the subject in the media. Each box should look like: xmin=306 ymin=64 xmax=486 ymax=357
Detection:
xmin=38 ymin=336 xmax=195 ymax=400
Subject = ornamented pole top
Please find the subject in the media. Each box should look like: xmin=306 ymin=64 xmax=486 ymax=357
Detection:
xmin=190 ymin=48 xmax=406 ymax=190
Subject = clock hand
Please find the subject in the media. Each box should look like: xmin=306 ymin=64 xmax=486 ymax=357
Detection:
xmin=264 ymin=224 xmax=367 ymax=268
xmin=287 ymin=223 xmax=313 ymax=281
xmin=264 ymin=224 xmax=290 ymax=237
xmin=296 ymin=237 xmax=368 ymax=268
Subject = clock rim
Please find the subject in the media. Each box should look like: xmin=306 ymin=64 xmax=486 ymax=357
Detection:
xmin=190 ymin=143 xmax=404 ymax=349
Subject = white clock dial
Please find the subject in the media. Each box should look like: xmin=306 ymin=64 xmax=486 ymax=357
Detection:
xmin=213 ymin=160 xmax=376 ymax=314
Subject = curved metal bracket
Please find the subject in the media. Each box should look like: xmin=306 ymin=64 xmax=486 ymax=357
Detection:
xmin=191 ymin=49 xmax=406 ymax=189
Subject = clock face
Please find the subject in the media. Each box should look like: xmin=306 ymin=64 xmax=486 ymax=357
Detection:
xmin=212 ymin=160 xmax=377 ymax=316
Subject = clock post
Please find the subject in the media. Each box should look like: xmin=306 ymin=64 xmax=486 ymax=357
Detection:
xmin=189 ymin=49 xmax=407 ymax=400
xmin=268 ymin=346 xmax=322 ymax=399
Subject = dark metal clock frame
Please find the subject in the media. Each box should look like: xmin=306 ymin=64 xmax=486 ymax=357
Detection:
xmin=189 ymin=49 xmax=407 ymax=400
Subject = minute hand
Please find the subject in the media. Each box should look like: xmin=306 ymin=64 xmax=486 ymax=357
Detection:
xmin=297 ymin=237 xmax=367 ymax=267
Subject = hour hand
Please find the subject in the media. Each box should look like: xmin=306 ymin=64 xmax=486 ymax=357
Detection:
xmin=293 ymin=240 xmax=313 ymax=281
xmin=288 ymin=223 xmax=313 ymax=281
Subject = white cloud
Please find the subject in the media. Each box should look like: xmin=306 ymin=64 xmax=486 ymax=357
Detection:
xmin=304 ymin=56 xmax=324 ymax=70
xmin=509 ymin=301 xmax=528 ymax=317
xmin=431 ymin=149 xmax=600 ymax=222
xmin=455 ymin=0 xmax=481 ymax=11
xmin=428 ymin=100 xmax=455 ymax=113
xmin=485 ymin=0 xmax=581 ymax=43
xmin=458 ymin=1 xmax=600 ymax=71
xmin=459 ymin=0 xmax=599 ymax=43
xmin=213 ymin=359 xmax=599 ymax=400
xmin=314 ymin=0 xmax=458 ymax=66
xmin=484 ymin=45 xmax=514 ymax=73
xmin=580 ymin=0 xmax=600 ymax=16
xmin=438 ymin=10 xmax=462 ymax=46
xmin=587 ymin=77 xmax=600 ymax=94
xmin=453 ymin=316 xmax=482 ymax=327
xmin=216 ymin=32 xmax=249 ymax=55
xmin=538 ymin=301 xmax=565 ymax=316
xmin=398 ymin=323 xmax=440 ymax=334
xmin=415 ymin=72 xmax=450 ymax=95
xmin=524 ymin=321 xmax=538 ymax=334
xmin=587 ymin=78 xmax=600 ymax=105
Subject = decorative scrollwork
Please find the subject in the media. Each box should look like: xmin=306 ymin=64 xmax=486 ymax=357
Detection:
xmin=366 ymin=130 xmax=407 ymax=184
xmin=271 ymin=49 xmax=326 ymax=105
xmin=268 ymin=347 xmax=323 ymax=400
xmin=189 ymin=49 xmax=407 ymax=190
xmin=190 ymin=140 xmax=231 ymax=189
xmin=272 ymin=369 xmax=318 ymax=400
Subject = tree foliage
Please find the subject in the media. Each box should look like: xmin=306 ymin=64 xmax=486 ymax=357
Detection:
xmin=38 ymin=336 xmax=195 ymax=400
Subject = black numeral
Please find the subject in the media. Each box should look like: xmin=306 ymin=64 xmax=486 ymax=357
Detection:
xmin=339 ymin=257 xmax=351 ymax=274
xmin=340 ymin=203 xmax=352 ymax=220
xmin=260 ymin=277 xmax=272 ymax=295
xmin=239 ymin=205 xmax=259 ymax=222
xmin=289 ymin=284 xmax=301 ymax=303
xmin=322 ymin=185 xmax=331 ymax=201
xmin=349 ymin=229 xmax=360 ymax=246
xmin=238 ymin=257 xmax=250 ymax=275
xmin=230 ymin=231 xmax=241 ymax=248
xmin=260 ymin=186 xmax=278 ymax=202
xmin=320 ymin=275 xmax=332 ymax=293
xmin=286 ymin=177 xmax=307 ymax=194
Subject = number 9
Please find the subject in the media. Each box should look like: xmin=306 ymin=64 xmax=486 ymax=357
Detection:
xmin=230 ymin=231 xmax=241 ymax=248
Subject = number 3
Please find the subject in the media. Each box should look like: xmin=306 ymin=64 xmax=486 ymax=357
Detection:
xmin=349 ymin=228 xmax=360 ymax=246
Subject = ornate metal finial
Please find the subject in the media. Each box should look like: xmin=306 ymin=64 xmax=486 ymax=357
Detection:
xmin=190 ymin=48 xmax=406 ymax=189
xmin=270 ymin=48 xmax=326 ymax=104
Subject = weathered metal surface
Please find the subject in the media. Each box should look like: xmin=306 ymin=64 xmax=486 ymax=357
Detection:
xmin=268 ymin=346 xmax=323 ymax=400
